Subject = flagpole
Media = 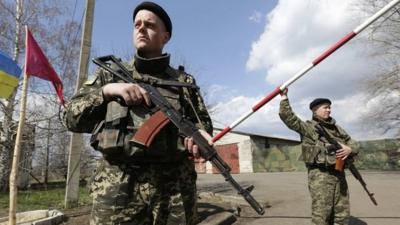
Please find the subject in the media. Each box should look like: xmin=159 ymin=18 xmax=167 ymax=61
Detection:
xmin=8 ymin=70 xmax=29 ymax=225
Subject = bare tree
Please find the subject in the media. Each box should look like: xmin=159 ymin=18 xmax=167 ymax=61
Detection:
xmin=360 ymin=0 xmax=400 ymax=137
xmin=0 ymin=0 xmax=81 ymax=191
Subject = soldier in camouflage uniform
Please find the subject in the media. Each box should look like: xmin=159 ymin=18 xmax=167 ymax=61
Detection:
xmin=278 ymin=89 xmax=359 ymax=225
xmin=63 ymin=2 xmax=213 ymax=224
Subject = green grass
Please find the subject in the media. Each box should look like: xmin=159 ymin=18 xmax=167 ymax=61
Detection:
xmin=0 ymin=187 xmax=91 ymax=215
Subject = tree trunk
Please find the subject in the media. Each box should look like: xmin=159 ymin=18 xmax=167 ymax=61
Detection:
xmin=0 ymin=0 xmax=22 ymax=192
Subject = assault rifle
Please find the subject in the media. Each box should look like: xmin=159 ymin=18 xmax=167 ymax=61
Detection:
xmin=316 ymin=124 xmax=378 ymax=206
xmin=92 ymin=55 xmax=265 ymax=215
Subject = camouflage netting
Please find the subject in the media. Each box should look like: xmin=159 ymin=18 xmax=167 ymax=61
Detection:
xmin=252 ymin=138 xmax=400 ymax=172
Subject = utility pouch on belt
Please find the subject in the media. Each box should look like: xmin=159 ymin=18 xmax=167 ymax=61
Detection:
xmin=302 ymin=141 xmax=324 ymax=164
xmin=316 ymin=143 xmax=337 ymax=166
xmin=302 ymin=134 xmax=336 ymax=166
xmin=90 ymin=101 xmax=131 ymax=155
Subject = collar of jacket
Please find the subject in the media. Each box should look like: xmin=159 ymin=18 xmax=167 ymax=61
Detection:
xmin=312 ymin=115 xmax=337 ymax=129
xmin=133 ymin=53 xmax=170 ymax=74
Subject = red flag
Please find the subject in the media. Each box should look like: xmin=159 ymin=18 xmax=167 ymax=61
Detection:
xmin=25 ymin=27 xmax=65 ymax=105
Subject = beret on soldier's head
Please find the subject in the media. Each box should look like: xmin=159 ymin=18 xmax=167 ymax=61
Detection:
xmin=309 ymin=98 xmax=332 ymax=110
xmin=133 ymin=1 xmax=172 ymax=36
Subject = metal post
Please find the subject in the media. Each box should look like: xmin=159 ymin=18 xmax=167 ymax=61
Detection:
xmin=65 ymin=0 xmax=95 ymax=208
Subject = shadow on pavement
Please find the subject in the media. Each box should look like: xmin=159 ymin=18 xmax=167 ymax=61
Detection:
xmin=198 ymin=181 xmax=255 ymax=195
xmin=197 ymin=202 xmax=235 ymax=221
xmin=349 ymin=216 xmax=367 ymax=225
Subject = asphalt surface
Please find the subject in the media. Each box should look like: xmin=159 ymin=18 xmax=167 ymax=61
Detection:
xmin=3 ymin=171 xmax=397 ymax=225
xmin=196 ymin=171 xmax=400 ymax=225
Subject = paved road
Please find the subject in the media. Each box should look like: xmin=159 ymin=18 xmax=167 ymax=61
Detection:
xmin=197 ymin=171 xmax=400 ymax=225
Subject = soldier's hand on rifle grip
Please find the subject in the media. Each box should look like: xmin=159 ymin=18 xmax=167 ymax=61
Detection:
xmin=184 ymin=129 xmax=213 ymax=158
xmin=336 ymin=142 xmax=352 ymax=160
xmin=280 ymin=88 xmax=288 ymax=100
xmin=102 ymin=83 xmax=151 ymax=106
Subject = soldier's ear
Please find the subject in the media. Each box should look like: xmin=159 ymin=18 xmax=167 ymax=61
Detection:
xmin=162 ymin=32 xmax=170 ymax=45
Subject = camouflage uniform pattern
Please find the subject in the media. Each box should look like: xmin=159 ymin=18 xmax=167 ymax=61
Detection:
xmin=89 ymin=158 xmax=198 ymax=225
xmin=64 ymin=55 xmax=212 ymax=225
xmin=308 ymin=167 xmax=349 ymax=225
xmin=279 ymin=99 xmax=359 ymax=225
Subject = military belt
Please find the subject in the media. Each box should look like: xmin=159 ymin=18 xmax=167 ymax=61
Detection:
xmin=306 ymin=164 xmax=336 ymax=171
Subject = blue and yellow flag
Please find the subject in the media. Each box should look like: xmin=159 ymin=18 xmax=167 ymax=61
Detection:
xmin=0 ymin=52 xmax=21 ymax=99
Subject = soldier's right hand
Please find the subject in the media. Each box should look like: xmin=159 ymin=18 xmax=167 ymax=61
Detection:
xmin=102 ymin=83 xmax=151 ymax=106
xmin=336 ymin=142 xmax=352 ymax=160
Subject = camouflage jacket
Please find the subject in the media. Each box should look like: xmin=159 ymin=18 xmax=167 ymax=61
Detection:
xmin=279 ymin=99 xmax=359 ymax=166
xmin=63 ymin=54 xmax=213 ymax=163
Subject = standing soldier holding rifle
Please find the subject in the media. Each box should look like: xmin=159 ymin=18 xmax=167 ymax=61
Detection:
xmin=64 ymin=1 xmax=213 ymax=224
xmin=279 ymin=89 xmax=359 ymax=225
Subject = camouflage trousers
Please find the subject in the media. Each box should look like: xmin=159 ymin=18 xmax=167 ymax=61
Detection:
xmin=308 ymin=167 xmax=350 ymax=225
xmin=89 ymin=158 xmax=198 ymax=225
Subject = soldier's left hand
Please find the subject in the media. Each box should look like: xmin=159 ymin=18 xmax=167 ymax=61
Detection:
xmin=336 ymin=143 xmax=352 ymax=160
xmin=184 ymin=129 xmax=213 ymax=158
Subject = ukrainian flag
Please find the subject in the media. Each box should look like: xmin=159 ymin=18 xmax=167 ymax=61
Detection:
xmin=0 ymin=51 xmax=21 ymax=99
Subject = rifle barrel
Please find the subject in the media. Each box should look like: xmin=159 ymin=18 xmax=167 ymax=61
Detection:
xmin=348 ymin=164 xmax=378 ymax=205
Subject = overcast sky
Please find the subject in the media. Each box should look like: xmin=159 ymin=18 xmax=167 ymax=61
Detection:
xmin=73 ymin=0 xmax=397 ymax=141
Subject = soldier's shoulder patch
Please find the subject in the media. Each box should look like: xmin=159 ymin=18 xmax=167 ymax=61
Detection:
xmin=84 ymin=77 xmax=98 ymax=86
xmin=184 ymin=73 xmax=196 ymax=84
xmin=177 ymin=71 xmax=194 ymax=83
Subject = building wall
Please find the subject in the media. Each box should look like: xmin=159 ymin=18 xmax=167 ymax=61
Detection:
xmin=211 ymin=129 xmax=400 ymax=173
xmin=212 ymin=131 xmax=253 ymax=173
xmin=356 ymin=139 xmax=400 ymax=170
xmin=212 ymin=130 xmax=304 ymax=173
xmin=251 ymin=136 xmax=305 ymax=172
xmin=212 ymin=143 xmax=240 ymax=173
xmin=252 ymin=138 xmax=400 ymax=172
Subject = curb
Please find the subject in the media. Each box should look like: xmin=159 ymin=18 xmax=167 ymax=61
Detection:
xmin=0 ymin=210 xmax=64 ymax=225
xmin=33 ymin=210 xmax=64 ymax=225
xmin=198 ymin=212 xmax=236 ymax=225
xmin=199 ymin=191 xmax=270 ymax=210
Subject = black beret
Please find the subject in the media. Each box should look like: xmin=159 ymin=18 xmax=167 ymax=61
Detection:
xmin=133 ymin=1 xmax=172 ymax=36
xmin=309 ymin=98 xmax=332 ymax=110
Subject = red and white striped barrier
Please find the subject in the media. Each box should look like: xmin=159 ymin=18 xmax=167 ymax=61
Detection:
xmin=212 ymin=0 xmax=400 ymax=142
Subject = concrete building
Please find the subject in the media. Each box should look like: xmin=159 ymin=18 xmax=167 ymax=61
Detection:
xmin=194 ymin=128 xmax=302 ymax=174
xmin=193 ymin=128 xmax=400 ymax=174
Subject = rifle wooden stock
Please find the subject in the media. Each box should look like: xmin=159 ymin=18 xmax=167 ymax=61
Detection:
xmin=335 ymin=158 xmax=345 ymax=172
xmin=131 ymin=110 xmax=170 ymax=147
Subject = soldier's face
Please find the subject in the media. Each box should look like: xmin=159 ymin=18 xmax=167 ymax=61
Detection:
xmin=133 ymin=10 xmax=170 ymax=58
xmin=315 ymin=104 xmax=331 ymax=120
